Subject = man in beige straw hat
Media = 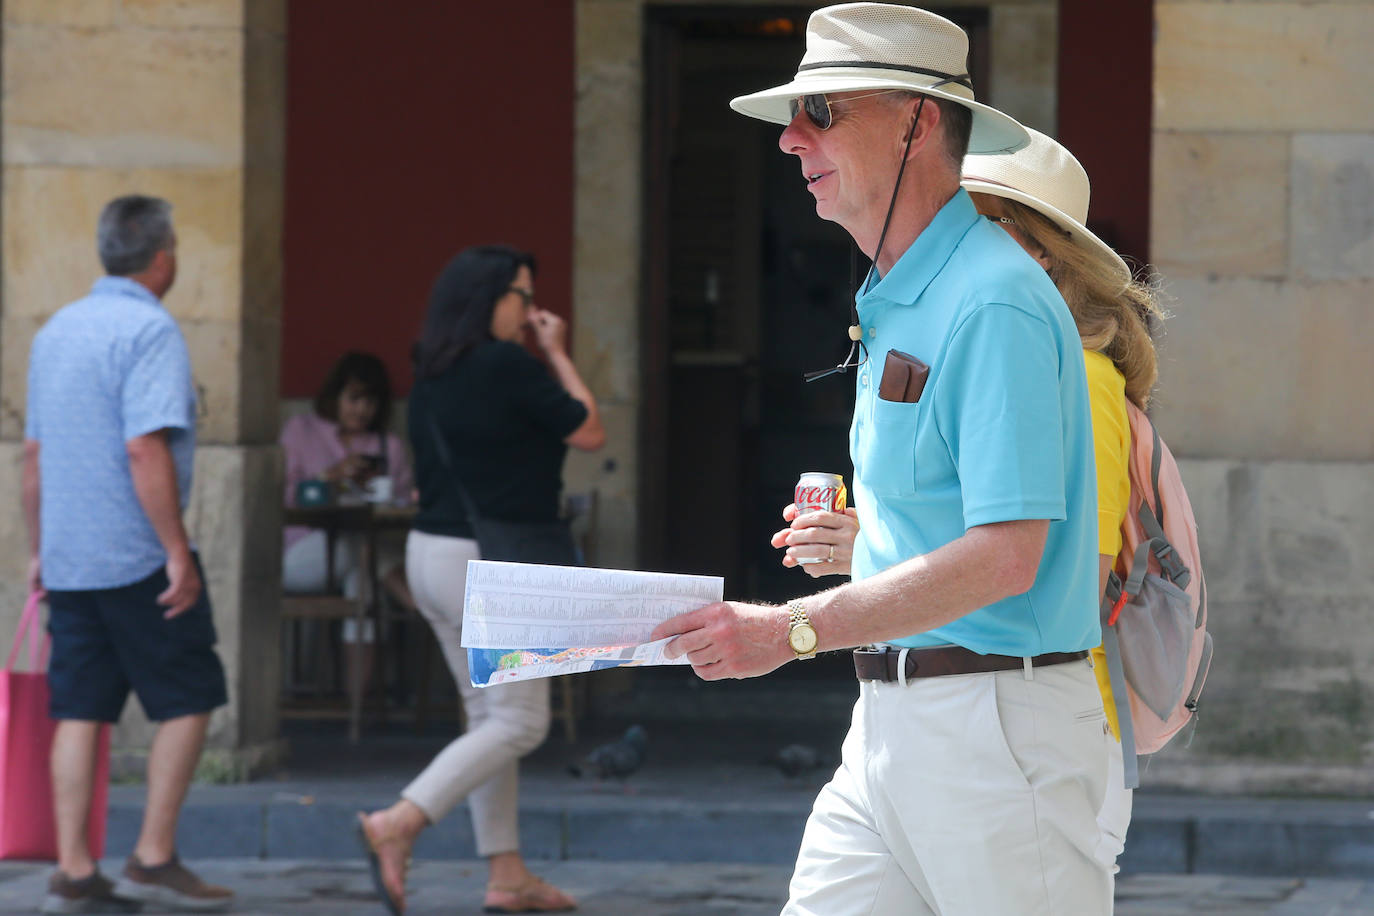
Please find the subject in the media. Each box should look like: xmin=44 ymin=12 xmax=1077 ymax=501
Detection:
xmin=654 ymin=4 xmax=1112 ymax=914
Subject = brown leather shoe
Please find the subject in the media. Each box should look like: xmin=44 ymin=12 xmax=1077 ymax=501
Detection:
xmin=40 ymin=869 xmax=141 ymax=913
xmin=114 ymin=856 xmax=232 ymax=912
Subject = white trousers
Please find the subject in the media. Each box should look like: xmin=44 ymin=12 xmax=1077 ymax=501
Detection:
xmin=1096 ymin=737 xmax=1134 ymax=874
xmin=400 ymin=530 xmax=550 ymax=857
xmin=784 ymin=659 xmax=1113 ymax=916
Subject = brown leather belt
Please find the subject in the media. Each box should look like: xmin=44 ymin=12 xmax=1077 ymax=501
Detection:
xmin=853 ymin=645 xmax=1089 ymax=682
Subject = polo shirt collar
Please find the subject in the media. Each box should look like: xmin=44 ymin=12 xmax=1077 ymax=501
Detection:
xmin=859 ymin=188 xmax=980 ymax=310
xmin=91 ymin=275 xmax=162 ymax=306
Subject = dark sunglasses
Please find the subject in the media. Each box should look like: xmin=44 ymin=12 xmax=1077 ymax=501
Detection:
xmin=788 ymin=90 xmax=901 ymax=130
xmin=507 ymin=287 xmax=535 ymax=306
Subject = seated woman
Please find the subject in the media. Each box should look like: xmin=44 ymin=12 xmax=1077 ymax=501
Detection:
xmin=280 ymin=351 xmax=413 ymax=603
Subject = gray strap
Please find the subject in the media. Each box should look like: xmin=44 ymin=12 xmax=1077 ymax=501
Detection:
xmin=1121 ymin=537 xmax=1158 ymax=598
xmin=1100 ymin=620 xmax=1141 ymax=789
xmin=1138 ymin=504 xmax=1191 ymax=589
xmin=426 ymin=412 xmax=483 ymax=528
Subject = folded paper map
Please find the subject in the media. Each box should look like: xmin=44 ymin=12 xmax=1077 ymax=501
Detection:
xmin=461 ymin=560 xmax=724 ymax=686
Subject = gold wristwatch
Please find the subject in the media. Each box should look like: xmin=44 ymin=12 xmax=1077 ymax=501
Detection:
xmin=787 ymin=600 xmax=818 ymax=660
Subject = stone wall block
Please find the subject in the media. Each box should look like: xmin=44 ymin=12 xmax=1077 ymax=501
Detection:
xmin=234 ymin=573 xmax=282 ymax=746
xmin=3 ymin=24 xmax=245 ymax=168
xmin=238 ymin=444 xmax=284 ymax=591
xmin=1155 ymin=4 xmax=1374 ymax=131
xmin=1151 ymin=132 xmax=1288 ymax=277
xmin=181 ymin=319 xmax=243 ymax=445
xmin=1177 ymin=460 xmax=1256 ymax=602
xmin=1189 ymin=595 xmax=1372 ymax=765
xmin=121 ymin=0 xmax=244 ymax=29
xmin=1291 ymin=133 xmax=1374 ymax=280
xmin=245 ymin=0 xmax=287 ymax=35
xmin=1151 ymin=276 xmax=1374 ymax=460
xmin=0 ymin=443 xmax=31 ymax=656
xmin=989 ymin=5 xmax=1056 ymax=133
xmin=188 ymin=447 xmax=247 ymax=577
xmin=1261 ymin=462 xmax=1374 ymax=595
xmin=562 ymin=400 xmax=637 ymax=570
xmin=3 ymin=0 xmax=121 ymax=28
xmin=239 ymin=317 xmax=282 ymax=445
xmin=574 ymin=2 xmax=644 ymax=405
xmin=0 ymin=315 xmax=47 ymax=441
xmin=1 ymin=166 xmax=245 ymax=323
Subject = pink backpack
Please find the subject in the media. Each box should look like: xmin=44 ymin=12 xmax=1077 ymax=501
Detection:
xmin=1100 ymin=401 xmax=1214 ymax=788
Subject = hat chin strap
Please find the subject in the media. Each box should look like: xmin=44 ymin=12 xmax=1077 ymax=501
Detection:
xmin=804 ymin=96 xmax=926 ymax=384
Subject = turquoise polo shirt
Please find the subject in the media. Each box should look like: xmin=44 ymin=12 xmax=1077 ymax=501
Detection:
xmin=849 ymin=189 xmax=1099 ymax=656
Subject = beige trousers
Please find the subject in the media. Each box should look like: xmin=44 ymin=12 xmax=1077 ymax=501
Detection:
xmin=401 ymin=530 xmax=550 ymax=857
xmin=784 ymin=659 xmax=1112 ymax=916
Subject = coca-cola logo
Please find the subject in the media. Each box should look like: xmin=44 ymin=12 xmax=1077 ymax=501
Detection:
xmin=795 ymin=486 xmax=839 ymax=508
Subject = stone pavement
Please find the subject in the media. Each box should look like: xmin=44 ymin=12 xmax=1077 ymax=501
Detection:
xmin=10 ymin=714 xmax=1370 ymax=914
xmin=1 ymin=860 xmax=1373 ymax=915
xmin=93 ymin=718 xmax=1374 ymax=878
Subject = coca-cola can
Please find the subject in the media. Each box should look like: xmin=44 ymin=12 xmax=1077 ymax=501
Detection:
xmin=794 ymin=472 xmax=848 ymax=565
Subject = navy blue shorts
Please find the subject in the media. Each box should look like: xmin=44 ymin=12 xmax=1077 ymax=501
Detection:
xmin=46 ymin=555 xmax=228 ymax=723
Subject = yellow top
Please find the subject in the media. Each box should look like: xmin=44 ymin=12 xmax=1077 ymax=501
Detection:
xmin=1084 ymin=349 xmax=1131 ymax=741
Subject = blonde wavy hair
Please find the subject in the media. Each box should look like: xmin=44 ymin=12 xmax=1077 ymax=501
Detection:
xmin=994 ymin=198 xmax=1165 ymax=409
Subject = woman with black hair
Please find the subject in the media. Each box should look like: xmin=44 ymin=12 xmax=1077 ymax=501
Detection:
xmin=357 ymin=245 xmax=603 ymax=915
xmin=281 ymin=351 xmax=412 ymax=596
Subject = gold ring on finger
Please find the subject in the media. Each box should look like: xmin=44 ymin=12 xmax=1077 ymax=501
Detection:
xmin=828 ymin=545 xmax=835 ymax=562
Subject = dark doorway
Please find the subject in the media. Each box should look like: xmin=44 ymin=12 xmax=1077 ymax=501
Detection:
xmin=640 ymin=7 xmax=988 ymax=625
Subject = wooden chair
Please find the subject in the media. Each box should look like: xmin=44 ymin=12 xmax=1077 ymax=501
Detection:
xmin=280 ymin=504 xmax=376 ymax=743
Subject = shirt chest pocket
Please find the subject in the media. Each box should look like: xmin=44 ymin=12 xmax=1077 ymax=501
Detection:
xmin=860 ymin=397 xmax=922 ymax=496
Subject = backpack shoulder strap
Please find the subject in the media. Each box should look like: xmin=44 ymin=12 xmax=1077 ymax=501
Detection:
xmin=1100 ymin=613 xmax=1141 ymax=789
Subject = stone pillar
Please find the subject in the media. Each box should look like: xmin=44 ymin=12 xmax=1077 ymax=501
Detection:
xmin=1150 ymin=1 xmax=1374 ymax=790
xmin=0 ymin=0 xmax=287 ymax=776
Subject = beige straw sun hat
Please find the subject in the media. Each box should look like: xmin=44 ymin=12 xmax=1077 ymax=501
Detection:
xmin=962 ymin=128 xmax=1131 ymax=283
xmin=730 ymin=3 xmax=1029 ymax=154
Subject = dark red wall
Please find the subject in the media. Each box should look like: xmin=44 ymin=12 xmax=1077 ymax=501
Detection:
xmin=283 ymin=2 xmax=575 ymax=397
xmin=1057 ymin=0 xmax=1153 ymax=268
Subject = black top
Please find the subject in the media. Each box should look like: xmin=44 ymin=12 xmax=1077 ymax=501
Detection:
xmin=409 ymin=341 xmax=589 ymax=539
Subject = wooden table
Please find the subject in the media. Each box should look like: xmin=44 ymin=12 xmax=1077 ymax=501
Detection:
xmin=282 ymin=501 xmax=416 ymax=741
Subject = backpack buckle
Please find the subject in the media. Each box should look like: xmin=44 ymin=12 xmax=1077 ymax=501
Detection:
xmin=1154 ymin=543 xmax=1191 ymax=587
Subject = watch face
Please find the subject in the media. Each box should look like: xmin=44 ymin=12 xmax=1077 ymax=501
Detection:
xmin=789 ymin=623 xmax=818 ymax=655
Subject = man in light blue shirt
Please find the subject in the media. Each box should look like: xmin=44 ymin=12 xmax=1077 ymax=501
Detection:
xmin=654 ymin=6 xmax=1111 ymax=914
xmin=24 ymin=195 xmax=232 ymax=913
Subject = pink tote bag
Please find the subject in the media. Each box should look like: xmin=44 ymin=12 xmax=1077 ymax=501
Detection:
xmin=0 ymin=592 xmax=110 ymax=860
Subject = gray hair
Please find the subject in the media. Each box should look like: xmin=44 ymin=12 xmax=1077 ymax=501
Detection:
xmin=884 ymin=92 xmax=972 ymax=173
xmin=97 ymin=195 xmax=174 ymax=276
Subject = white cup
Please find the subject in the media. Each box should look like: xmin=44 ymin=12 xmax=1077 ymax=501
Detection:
xmin=365 ymin=475 xmax=394 ymax=504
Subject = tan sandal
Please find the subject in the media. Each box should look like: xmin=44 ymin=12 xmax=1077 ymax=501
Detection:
xmin=483 ymin=876 xmax=577 ymax=913
xmin=356 ymin=811 xmax=413 ymax=915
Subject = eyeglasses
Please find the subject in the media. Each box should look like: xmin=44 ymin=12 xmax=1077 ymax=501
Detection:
xmin=788 ymin=89 xmax=902 ymax=130
xmin=507 ymin=287 xmax=535 ymax=306
xmin=984 ymin=214 xmax=1016 ymax=226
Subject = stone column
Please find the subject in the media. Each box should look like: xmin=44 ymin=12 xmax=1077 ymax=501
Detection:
xmin=0 ymin=0 xmax=287 ymax=776
xmin=1150 ymin=1 xmax=1374 ymax=791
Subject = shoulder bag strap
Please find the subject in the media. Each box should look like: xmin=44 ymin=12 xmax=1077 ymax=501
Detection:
xmin=425 ymin=411 xmax=483 ymax=528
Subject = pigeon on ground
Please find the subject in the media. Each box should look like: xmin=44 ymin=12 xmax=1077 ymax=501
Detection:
xmin=768 ymin=743 xmax=825 ymax=780
xmin=568 ymin=724 xmax=648 ymax=786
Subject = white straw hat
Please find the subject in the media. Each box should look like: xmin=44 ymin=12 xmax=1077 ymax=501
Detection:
xmin=961 ymin=128 xmax=1131 ymax=283
xmin=730 ymin=3 xmax=1029 ymax=154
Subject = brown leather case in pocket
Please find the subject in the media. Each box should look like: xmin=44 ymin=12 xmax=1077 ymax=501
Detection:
xmin=878 ymin=349 xmax=930 ymax=403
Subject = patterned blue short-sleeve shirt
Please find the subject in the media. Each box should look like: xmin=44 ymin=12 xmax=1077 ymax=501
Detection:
xmin=26 ymin=276 xmax=196 ymax=590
